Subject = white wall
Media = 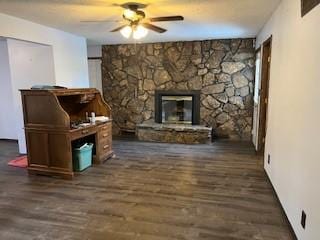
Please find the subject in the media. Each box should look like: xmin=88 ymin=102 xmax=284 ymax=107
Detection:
xmin=6 ymin=39 xmax=56 ymax=153
xmin=0 ymin=13 xmax=89 ymax=88
xmin=0 ymin=13 xmax=90 ymax=153
xmin=0 ymin=39 xmax=16 ymax=140
xmin=257 ymin=0 xmax=320 ymax=239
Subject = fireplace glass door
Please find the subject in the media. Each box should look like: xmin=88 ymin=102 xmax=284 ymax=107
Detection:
xmin=161 ymin=96 xmax=193 ymax=124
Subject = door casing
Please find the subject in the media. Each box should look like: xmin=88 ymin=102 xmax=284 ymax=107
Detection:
xmin=257 ymin=36 xmax=272 ymax=155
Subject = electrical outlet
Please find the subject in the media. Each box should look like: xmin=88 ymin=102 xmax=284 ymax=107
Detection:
xmin=301 ymin=210 xmax=306 ymax=229
xmin=267 ymin=154 xmax=271 ymax=164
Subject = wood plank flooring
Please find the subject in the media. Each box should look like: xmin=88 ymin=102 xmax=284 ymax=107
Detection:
xmin=0 ymin=139 xmax=294 ymax=240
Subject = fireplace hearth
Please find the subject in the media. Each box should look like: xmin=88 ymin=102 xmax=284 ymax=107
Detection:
xmin=155 ymin=90 xmax=200 ymax=125
xmin=137 ymin=91 xmax=210 ymax=143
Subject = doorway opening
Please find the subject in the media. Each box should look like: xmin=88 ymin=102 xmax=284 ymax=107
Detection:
xmin=0 ymin=37 xmax=55 ymax=154
xmin=88 ymin=58 xmax=102 ymax=93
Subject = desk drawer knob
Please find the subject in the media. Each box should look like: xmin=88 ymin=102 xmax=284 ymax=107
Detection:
xmin=103 ymin=133 xmax=108 ymax=138
xmin=103 ymin=145 xmax=109 ymax=150
xmin=82 ymin=130 xmax=89 ymax=134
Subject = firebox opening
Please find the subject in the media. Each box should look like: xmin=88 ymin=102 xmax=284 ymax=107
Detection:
xmin=155 ymin=90 xmax=200 ymax=125
xmin=162 ymin=96 xmax=193 ymax=124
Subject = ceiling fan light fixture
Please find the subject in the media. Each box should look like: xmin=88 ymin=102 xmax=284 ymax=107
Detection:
xmin=120 ymin=25 xmax=132 ymax=38
xmin=123 ymin=9 xmax=136 ymax=20
xmin=133 ymin=25 xmax=148 ymax=39
xmin=109 ymin=5 xmax=183 ymax=38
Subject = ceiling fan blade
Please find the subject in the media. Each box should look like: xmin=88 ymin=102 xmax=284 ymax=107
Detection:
xmin=149 ymin=16 xmax=184 ymax=22
xmin=81 ymin=20 xmax=122 ymax=23
xmin=141 ymin=23 xmax=167 ymax=33
xmin=110 ymin=25 xmax=128 ymax=32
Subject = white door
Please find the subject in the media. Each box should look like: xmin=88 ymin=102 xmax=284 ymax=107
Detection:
xmin=88 ymin=59 xmax=102 ymax=93
xmin=252 ymin=50 xmax=262 ymax=150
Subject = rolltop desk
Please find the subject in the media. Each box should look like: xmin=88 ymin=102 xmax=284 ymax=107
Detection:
xmin=20 ymin=88 xmax=113 ymax=179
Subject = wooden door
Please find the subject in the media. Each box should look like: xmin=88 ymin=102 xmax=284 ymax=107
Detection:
xmin=257 ymin=37 xmax=272 ymax=154
xmin=26 ymin=131 xmax=49 ymax=167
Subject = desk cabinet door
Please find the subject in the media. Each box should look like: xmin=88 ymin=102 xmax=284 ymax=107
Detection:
xmin=26 ymin=131 xmax=49 ymax=167
xmin=26 ymin=131 xmax=72 ymax=172
xmin=48 ymin=134 xmax=72 ymax=171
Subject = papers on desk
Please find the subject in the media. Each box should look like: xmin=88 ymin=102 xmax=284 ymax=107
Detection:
xmin=90 ymin=116 xmax=109 ymax=123
xmin=78 ymin=123 xmax=91 ymax=128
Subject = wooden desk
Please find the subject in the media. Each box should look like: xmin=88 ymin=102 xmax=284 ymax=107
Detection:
xmin=20 ymin=88 xmax=113 ymax=179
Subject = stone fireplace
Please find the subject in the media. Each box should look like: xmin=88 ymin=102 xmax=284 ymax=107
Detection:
xmin=155 ymin=90 xmax=200 ymax=125
xmin=101 ymin=38 xmax=255 ymax=140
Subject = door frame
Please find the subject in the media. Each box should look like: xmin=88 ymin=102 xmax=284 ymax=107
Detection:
xmin=88 ymin=58 xmax=103 ymax=93
xmin=257 ymin=36 xmax=272 ymax=154
xmin=251 ymin=47 xmax=262 ymax=150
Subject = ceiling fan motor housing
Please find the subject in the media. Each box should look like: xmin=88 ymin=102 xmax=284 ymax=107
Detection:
xmin=111 ymin=2 xmax=184 ymax=35
xmin=123 ymin=4 xmax=146 ymax=22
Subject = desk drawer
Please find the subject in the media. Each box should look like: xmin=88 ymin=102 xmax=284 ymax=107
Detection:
xmin=98 ymin=135 xmax=111 ymax=148
xmin=100 ymin=123 xmax=112 ymax=132
xmin=96 ymin=122 xmax=113 ymax=162
xmin=98 ymin=130 xmax=111 ymax=140
xmin=98 ymin=123 xmax=112 ymax=143
xmin=99 ymin=142 xmax=112 ymax=155
xmin=71 ymin=127 xmax=96 ymax=140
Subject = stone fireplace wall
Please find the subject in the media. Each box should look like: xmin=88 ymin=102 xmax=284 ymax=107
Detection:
xmin=101 ymin=38 xmax=255 ymax=139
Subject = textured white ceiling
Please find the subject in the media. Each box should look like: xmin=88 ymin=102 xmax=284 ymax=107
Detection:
xmin=0 ymin=0 xmax=280 ymax=45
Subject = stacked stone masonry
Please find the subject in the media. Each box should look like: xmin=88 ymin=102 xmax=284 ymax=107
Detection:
xmin=136 ymin=123 xmax=212 ymax=144
xmin=102 ymin=39 xmax=255 ymax=140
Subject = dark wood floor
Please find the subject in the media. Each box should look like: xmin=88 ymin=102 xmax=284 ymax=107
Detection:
xmin=0 ymin=139 xmax=294 ymax=240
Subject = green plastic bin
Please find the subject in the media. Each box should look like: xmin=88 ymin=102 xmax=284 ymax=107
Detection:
xmin=73 ymin=143 xmax=93 ymax=172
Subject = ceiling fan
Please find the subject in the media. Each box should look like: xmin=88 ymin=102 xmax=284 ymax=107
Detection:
xmin=83 ymin=2 xmax=184 ymax=39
